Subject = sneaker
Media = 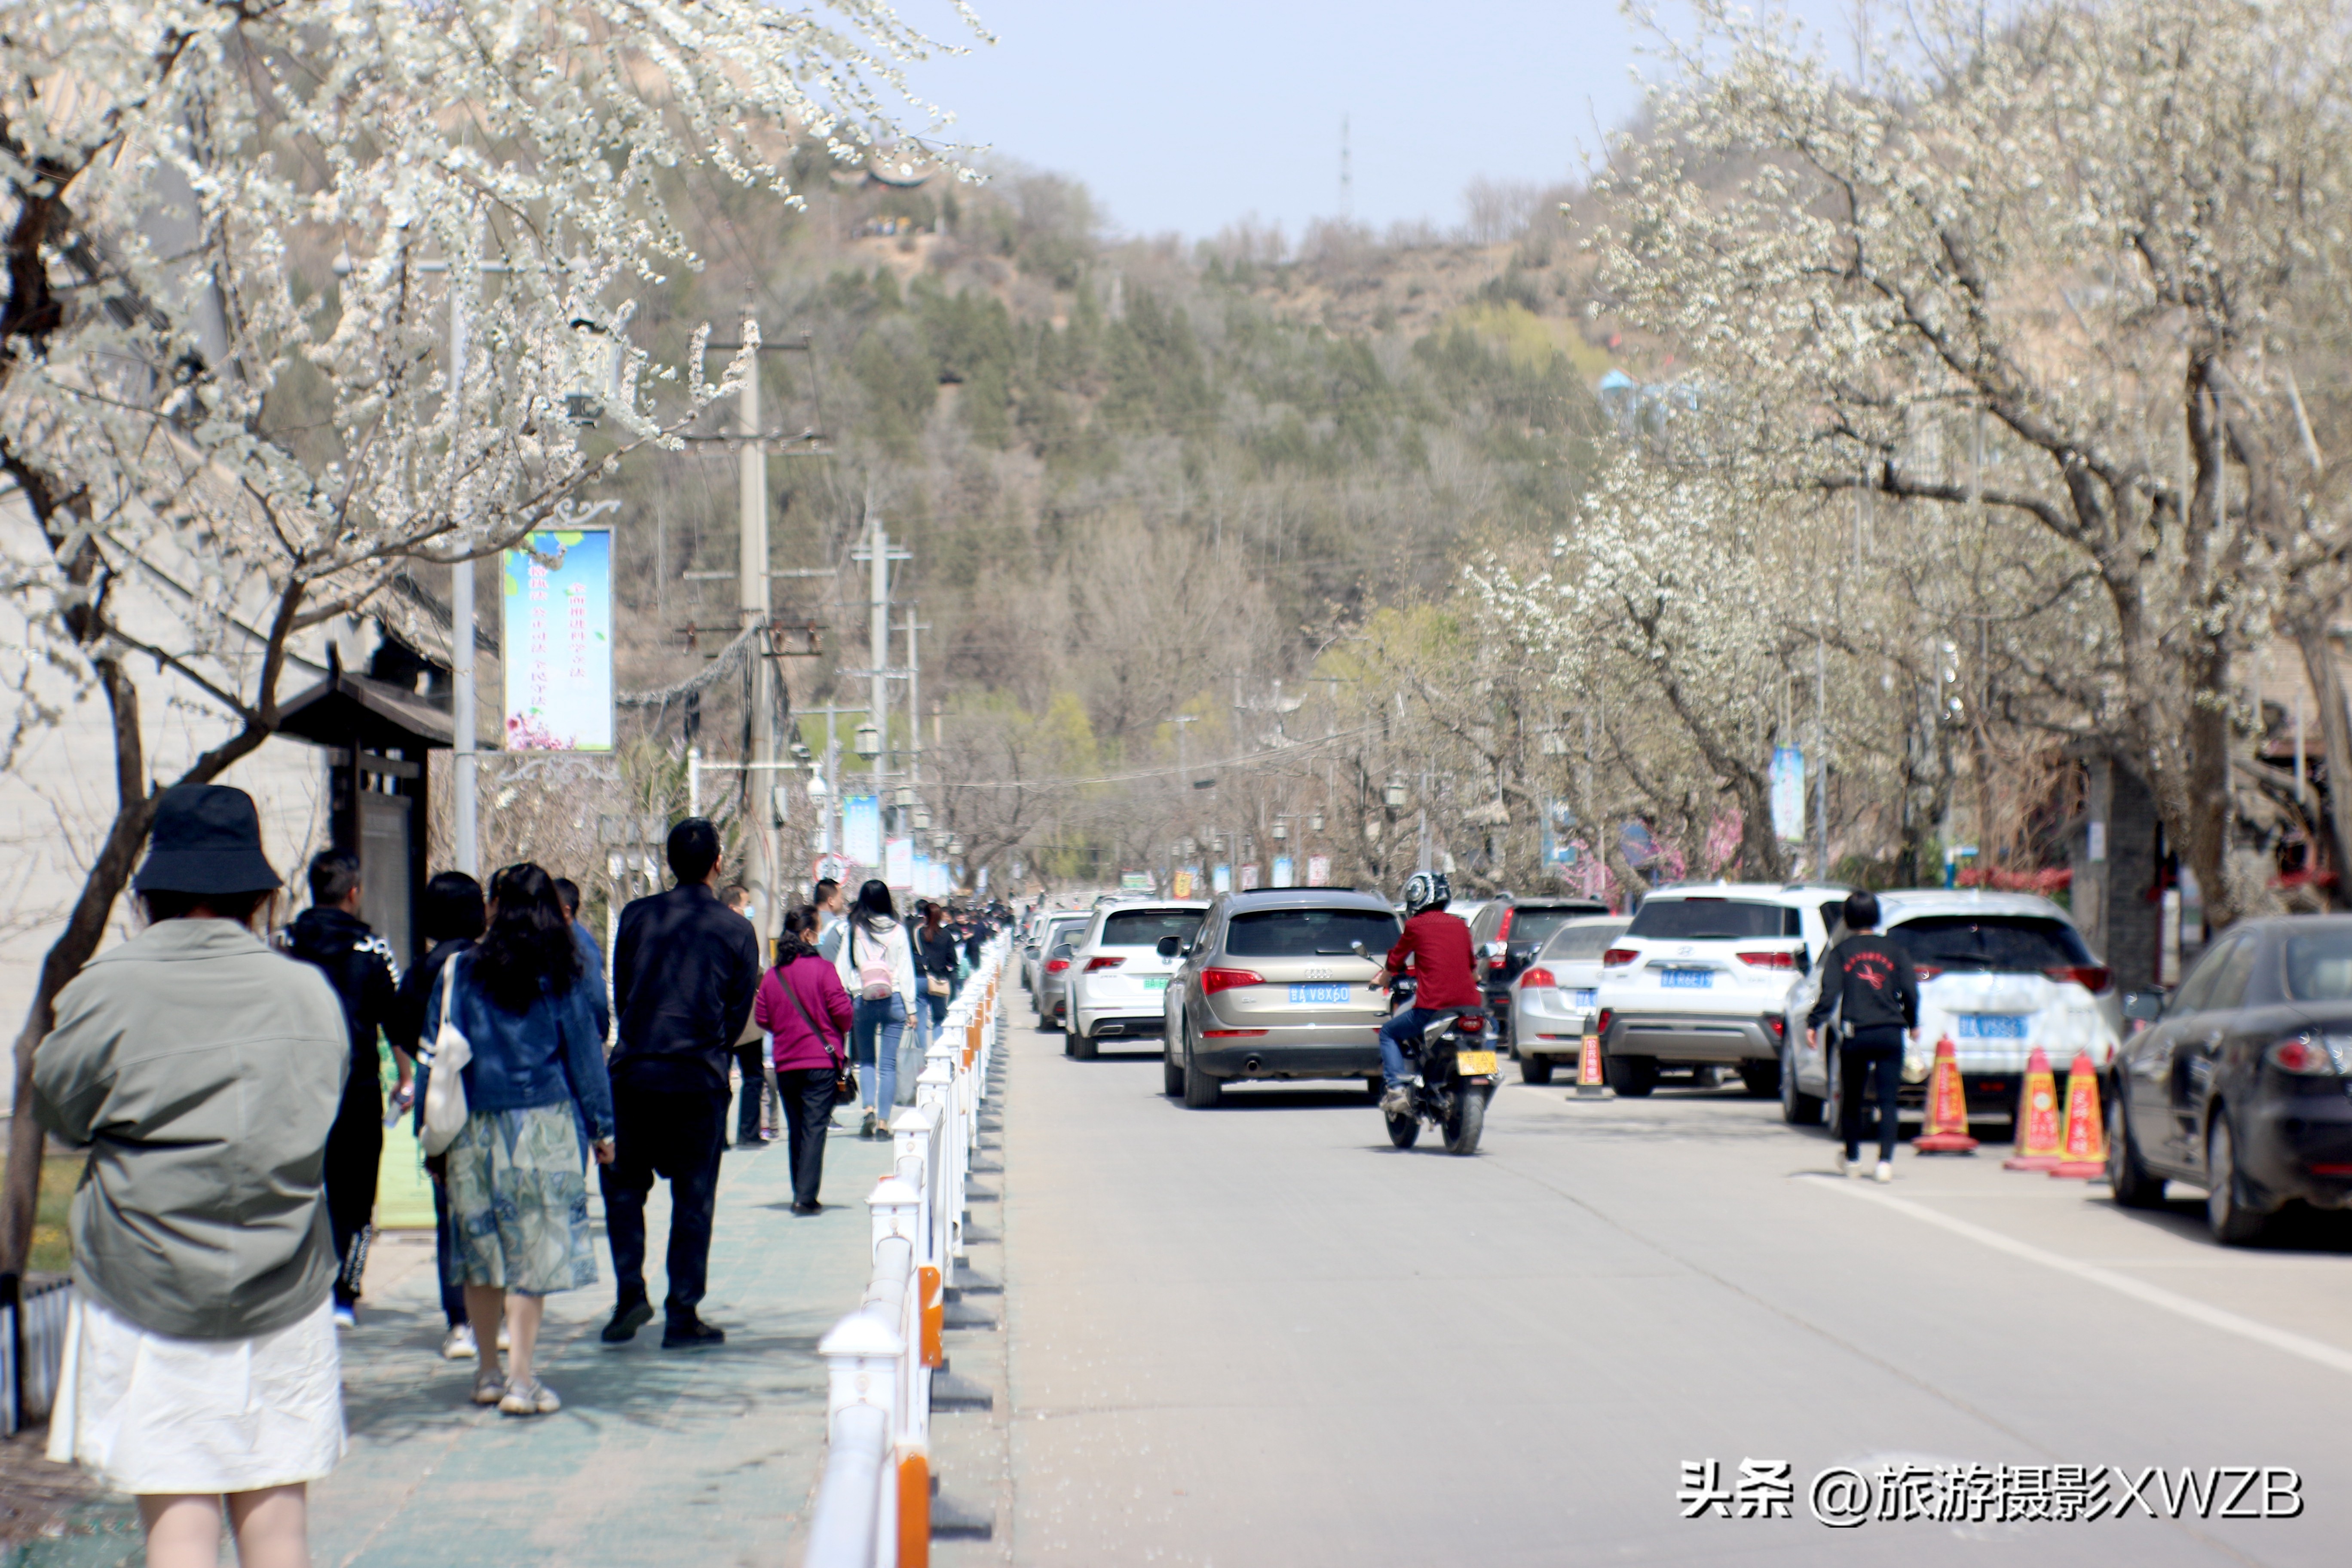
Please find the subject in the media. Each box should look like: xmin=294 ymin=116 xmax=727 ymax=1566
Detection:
xmin=790 ymin=1200 xmax=823 ymax=1216
xmin=661 ymin=1317 xmax=726 ymax=1350
xmin=860 ymin=1109 xmax=878 ymax=1139
xmin=1379 ymin=1087 xmax=1414 ymax=1119
xmin=499 ymin=1377 xmax=562 ymax=1417
xmin=472 ymin=1365 xmax=506 ymax=1406
xmin=600 ymin=1299 xmax=654 ymax=1344
xmin=441 ymin=1324 xmax=478 ymax=1361
xmin=331 ymin=1302 xmax=358 ymax=1330
xmin=1874 ymin=1160 xmax=1894 ymax=1184
xmin=1835 ymin=1151 xmax=1853 ymax=1178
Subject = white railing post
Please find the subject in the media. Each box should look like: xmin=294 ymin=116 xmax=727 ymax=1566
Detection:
xmin=815 ymin=1309 xmax=901 ymax=1566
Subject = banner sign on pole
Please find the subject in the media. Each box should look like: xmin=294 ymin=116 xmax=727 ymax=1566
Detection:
xmin=843 ymin=795 xmax=882 ymax=867
xmin=1272 ymin=856 xmax=1294 ymax=888
xmin=1770 ymin=746 xmax=1805 ymax=842
xmin=885 ymin=837 xmax=914 ymax=888
xmin=1172 ymin=868 xmax=1195 ymax=899
xmin=1239 ymin=863 xmax=1261 ymax=891
xmin=501 ymin=528 xmax=614 ymax=750
xmin=1212 ymin=864 xmax=1232 ymax=894
xmin=1306 ymin=854 xmax=1331 ymax=887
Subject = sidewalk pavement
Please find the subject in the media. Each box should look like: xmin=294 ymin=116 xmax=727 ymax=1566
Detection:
xmin=10 ymin=1119 xmax=895 ymax=1568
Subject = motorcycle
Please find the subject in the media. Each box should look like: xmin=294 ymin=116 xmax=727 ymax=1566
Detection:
xmin=1375 ymin=970 xmax=1498 ymax=1155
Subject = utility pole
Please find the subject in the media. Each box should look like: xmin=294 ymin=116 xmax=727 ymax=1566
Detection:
xmin=736 ymin=312 xmax=775 ymax=937
xmin=1815 ymin=634 xmax=1829 ymax=879
xmin=449 ymin=282 xmax=478 ymax=878
xmin=900 ymin=605 xmax=930 ymax=790
xmin=869 ymin=514 xmax=889 ymax=799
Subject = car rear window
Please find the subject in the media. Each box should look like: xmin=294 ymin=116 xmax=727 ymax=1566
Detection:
xmin=1504 ymin=908 xmax=1596 ymax=947
xmin=1626 ymin=898 xmax=1795 ymax=940
xmin=1224 ymin=907 xmax=1401 ymax=959
xmin=1887 ymin=916 xmax=2092 ymax=971
xmin=1540 ymin=922 xmax=1632 ymax=961
xmin=1099 ymin=910 xmax=1205 ymax=948
xmin=2284 ymin=930 xmax=2352 ymax=1001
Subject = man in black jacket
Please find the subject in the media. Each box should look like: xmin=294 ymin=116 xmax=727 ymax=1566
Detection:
xmin=600 ymin=818 xmax=760 ymax=1348
xmin=283 ymin=848 xmax=402 ymax=1325
xmin=388 ymin=871 xmax=486 ymax=1360
xmin=1806 ymin=889 xmax=1920 ymax=1183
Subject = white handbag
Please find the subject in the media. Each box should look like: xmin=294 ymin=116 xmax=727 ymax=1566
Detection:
xmin=420 ymin=955 xmax=473 ymax=1156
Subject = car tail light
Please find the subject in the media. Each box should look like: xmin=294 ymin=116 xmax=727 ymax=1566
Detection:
xmin=1044 ymin=958 xmax=1070 ymax=973
xmin=2267 ymin=1034 xmax=2344 ymax=1075
xmin=1766 ymin=1014 xmax=1786 ymax=1040
xmin=1737 ymin=950 xmax=1798 ymax=970
xmin=2043 ymin=965 xmax=2113 ymax=994
xmin=1497 ymin=908 xmax=1516 ymax=943
xmin=1199 ymin=967 xmax=1264 ymax=995
xmin=1085 ymin=956 xmax=1126 ymax=973
xmin=1596 ymin=1008 xmax=1613 ymax=1036
xmin=1202 ymin=1028 xmax=1269 ymax=1038
xmin=1602 ymin=948 xmax=1639 ymax=968
xmin=1519 ymin=966 xmax=1557 ymax=989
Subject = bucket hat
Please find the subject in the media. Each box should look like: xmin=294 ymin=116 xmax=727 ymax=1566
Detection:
xmin=131 ymin=784 xmax=284 ymax=895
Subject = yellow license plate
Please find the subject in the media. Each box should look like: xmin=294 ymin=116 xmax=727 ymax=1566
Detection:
xmin=1455 ymin=1050 xmax=1498 ymax=1076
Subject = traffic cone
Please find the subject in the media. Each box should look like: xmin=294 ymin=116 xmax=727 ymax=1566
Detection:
xmin=2049 ymin=1050 xmax=2108 ymax=1178
xmin=2003 ymin=1048 xmax=2064 ymax=1170
xmin=1572 ymin=1032 xmax=1609 ymax=1099
xmin=1913 ymin=1037 xmax=1980 ymax=1153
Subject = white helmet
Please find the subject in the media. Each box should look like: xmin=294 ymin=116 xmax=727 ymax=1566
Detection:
xmin=1403 ymin=870 xmax=1451 ymax=917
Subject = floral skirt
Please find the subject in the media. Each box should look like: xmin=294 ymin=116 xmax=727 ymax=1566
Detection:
xmin=443 ymin=1104 xmax=598 ymax=1295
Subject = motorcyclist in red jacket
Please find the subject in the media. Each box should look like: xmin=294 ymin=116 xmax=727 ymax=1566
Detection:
xmin=1370 ymin=871 xmax=1481 ymax=1117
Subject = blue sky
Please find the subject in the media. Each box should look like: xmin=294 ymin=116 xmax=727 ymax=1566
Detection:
xmin=899 ymin=0 xmax=1857 ymax=242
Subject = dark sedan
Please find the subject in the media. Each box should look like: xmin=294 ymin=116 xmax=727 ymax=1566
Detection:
xmin=1467 ymin=894 xmax=1610 ymax=1049
xmin=2108 ymin=915 xmax=2352 ymax=1243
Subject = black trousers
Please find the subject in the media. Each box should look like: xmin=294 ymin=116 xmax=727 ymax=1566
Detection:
xmin=734 ymin=1041 xmax=772 ymax=1144
xmin=599 ymin=1083 xmax=727 ymax=1323
xmin=322 ymin=1078 xmax=383 ymax=1305
xmin=1839 ymin=1026 xmax=1906 ymax=1161
xmin=778 ymin=1067 xmax=838 ymax=1207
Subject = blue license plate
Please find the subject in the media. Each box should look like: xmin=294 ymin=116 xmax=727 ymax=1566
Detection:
xmin=1660 ymin=969 xmax=1712 ymax=989
xmin=1957 ymin=1013 xmax=2028 ymax=1040
xmin=1569 ymin=989 xmax=1597 ymax=1010
xmin=1288 ymin=983 xmax=1349 ymax=1004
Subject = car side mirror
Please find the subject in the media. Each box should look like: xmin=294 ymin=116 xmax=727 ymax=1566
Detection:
xmin=1482 ymin=940 xmax=1506 ymax=959
xmin=1796 ymin=946 xmax=1811 ymax=976
xmin=2122 ymin=989 xmax=2167 ymax=1025
xmin=1156 ymin=935 xmax=1182 ymax=959
xmin=1350 ymin=940 xmax=1369 ymax=958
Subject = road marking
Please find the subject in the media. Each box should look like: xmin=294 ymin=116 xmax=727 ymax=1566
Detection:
xmin=1811 ymin=1177 xmax=2352 ymax=1379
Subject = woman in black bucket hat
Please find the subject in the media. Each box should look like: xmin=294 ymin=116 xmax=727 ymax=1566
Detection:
xmin=34 ymin=784 xmax=352 ymax=1568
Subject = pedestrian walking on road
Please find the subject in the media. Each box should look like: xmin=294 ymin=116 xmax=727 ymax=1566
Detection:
xmin=282 ymin=847 xmax=403 ymax=1329
xmin=389 ymin=871 xmax=488 ymax=1361
xmin=755 ymin=905 xmax=857 ymax=1213
xmin=722 ymin=882 xmax=779 ymax=1147
xmin=423 ymin=863 xmax=615 ymax=1416
xmin=34 ymin=784 xmax=348 ymax=1568
xmin=914 ymin=900 xmax=959 ymax=1044
xmin=813 ymin=876 xmax=847 ymax=965
xmin=553 ymin=876 xmax=612 ymax=1044
xmin=835 ymin=879 xmax=917 ymax=1138
xmin=1806 ymin=889 xmax=1920 ymax=1183
xmin=600 ymin=818 xmax=760 ymax=1349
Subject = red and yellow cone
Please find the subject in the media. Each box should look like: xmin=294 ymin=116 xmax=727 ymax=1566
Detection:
xmin=1573 ymin=1032 xmax=1608 ymax=1099
xmin=1914 ymin=1037 xmax=1979 ymax=1153
xmin=2049 ymin=1050 xmax=2108 ymax=1178
xmin=2003 ymin=1047 xmax=2064 ymax=1170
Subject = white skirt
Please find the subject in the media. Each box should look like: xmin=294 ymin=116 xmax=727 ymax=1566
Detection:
xmin=46 ymin=1292 xmax=345 ymax=1495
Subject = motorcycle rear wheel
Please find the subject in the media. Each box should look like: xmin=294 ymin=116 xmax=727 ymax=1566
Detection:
xmin=1443 ymin=1088 xmax=1488 ymax=1155
xmin=1385 ymin=1109 xmax=1420 ymax=1148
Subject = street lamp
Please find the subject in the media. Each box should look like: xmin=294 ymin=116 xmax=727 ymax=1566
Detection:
xmin=913 ymin=807 xmax=931 ymax=832
xmin=1384 ymin=778 xmax=1409 ymax=811
xmin=1271 ymin=819 xmax=1289 ymax=843
xmin=854 ymin=722 xmax=882 ymax=760
xmin=1308 ymin=813 xmax=1324 ymax=833
xmin=564 ymin=313 xmax=629 ymax=428
xmin=894 ymin=785 xmax=916 ymax=810
xmin=948 ymin=836 xmax=965 ymax=858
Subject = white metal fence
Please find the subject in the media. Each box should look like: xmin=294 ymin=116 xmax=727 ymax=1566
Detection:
xmin=802 ymin=934 xmax=1006 ymax=1568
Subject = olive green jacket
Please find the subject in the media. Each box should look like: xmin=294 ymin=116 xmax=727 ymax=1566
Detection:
xmin=33 ymin=918 xmax=350 ymax=1340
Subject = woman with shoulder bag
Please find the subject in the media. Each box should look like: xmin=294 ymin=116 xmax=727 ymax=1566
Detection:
xmin=754 ymin=905 xmax=858 ymax=1213
xmin=422 ymin=863 xmax=615 ymax=1418
xmin=833 ymin=879 xmax=917 ymax=1137
xmin=35 ymin=785 xmax=347 ymax=1568
xmin=914 ymin=900 xmax=960 ymax=1045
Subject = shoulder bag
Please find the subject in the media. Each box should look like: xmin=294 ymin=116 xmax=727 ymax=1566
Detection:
xmin=776 ymin=960 xmax=857 ymax=1107
xmin=420 ymin=955 xmax=473 ymax=1156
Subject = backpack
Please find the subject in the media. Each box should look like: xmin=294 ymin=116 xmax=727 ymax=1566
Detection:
xmin=853 ymin=924 xmax=896 ymax=1001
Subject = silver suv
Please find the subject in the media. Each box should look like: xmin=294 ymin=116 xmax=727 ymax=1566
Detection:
xmin=1160 ymin=889 xmax=1402 ymax=1108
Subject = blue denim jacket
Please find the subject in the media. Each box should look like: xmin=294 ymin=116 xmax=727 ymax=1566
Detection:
xmin=422 ymin=954 xmax=615 ymax=1142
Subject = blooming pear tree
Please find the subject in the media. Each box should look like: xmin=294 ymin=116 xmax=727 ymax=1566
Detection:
xmin=0 ymin=0 xmax=980 ymax=1270
xmin=1592 ymin=0 xmax=2352 ymax=927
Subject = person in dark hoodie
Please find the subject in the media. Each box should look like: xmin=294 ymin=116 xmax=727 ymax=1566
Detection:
xmin=282 ymin=848 xmax=402 ymax=1326
xmin=1805 ymin=888 xmax=1920 ymax=1184
xmin=598 ymin=818 xmax=760 ymax=1349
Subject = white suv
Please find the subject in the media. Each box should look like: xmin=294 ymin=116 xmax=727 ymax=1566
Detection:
xmin=1593 ymin=882 xmax=1849 ymax=1096
xmin=1778 ymin=889 xmax=2123 ymax=1129
xmin=1065 ymin=900 xmax=1209 ymax=1060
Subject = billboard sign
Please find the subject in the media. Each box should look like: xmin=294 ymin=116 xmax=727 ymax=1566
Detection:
xmin=501 ymin=527 xmax=613 ymax=750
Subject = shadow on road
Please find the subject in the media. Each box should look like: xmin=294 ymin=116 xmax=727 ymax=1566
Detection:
xmin=2095 ymin=1191 xmax=2352 ymax=1254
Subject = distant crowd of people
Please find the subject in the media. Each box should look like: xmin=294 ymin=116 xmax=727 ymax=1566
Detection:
xmin=29 ymin=783 xmax=1007 ymax=1568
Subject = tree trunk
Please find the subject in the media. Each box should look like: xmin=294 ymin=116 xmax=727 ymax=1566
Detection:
xmin=2297 ymin=619 xmax=2352 ymax=904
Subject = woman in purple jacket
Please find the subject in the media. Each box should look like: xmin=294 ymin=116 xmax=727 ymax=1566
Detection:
xmin=754 ymin=905 xmax=857 ymax=1214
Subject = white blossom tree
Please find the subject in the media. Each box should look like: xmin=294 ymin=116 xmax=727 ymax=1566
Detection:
xmin=0 ymin=0 xmax=980 ymax=1271
xmin=1592 ymin=0 xmax=2352 ymax=928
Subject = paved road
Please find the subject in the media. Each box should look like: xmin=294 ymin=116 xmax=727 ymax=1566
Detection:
xmin=995 ymin=1018 xmax=2352 ymax=1566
